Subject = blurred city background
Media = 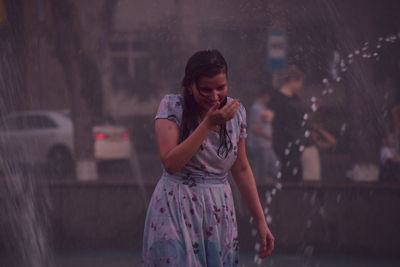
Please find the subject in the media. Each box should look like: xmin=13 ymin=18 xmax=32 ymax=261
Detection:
xmin=0 ymin=0 xmax=399 ymax=266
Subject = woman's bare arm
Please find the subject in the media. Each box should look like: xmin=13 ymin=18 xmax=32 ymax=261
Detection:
xmin=231 ymin=138 xmax=274 ymax=258
xmin=156 ymin=100 xmax=240 ymax=174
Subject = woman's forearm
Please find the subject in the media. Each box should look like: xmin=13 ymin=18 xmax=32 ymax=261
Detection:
xmin=232 ymin=164 xmax=266 ymax=225
xmin=163 ymin=120 xmax=212 ymax=174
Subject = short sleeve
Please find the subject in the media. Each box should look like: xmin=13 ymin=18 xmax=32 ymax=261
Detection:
xmin=154 ymin=94 xmax=183 ymax=127
xmin=237 ymin=104 xmax=247 ymax=139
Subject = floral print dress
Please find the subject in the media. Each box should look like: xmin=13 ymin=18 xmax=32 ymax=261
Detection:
xmin=142 ymin=94 xmax=247 ymax=266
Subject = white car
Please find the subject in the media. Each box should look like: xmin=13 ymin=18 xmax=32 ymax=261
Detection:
xmin=0 ymin=111 xmax=132 ymax=178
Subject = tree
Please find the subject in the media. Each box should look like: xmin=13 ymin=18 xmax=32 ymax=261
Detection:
xmin=47 ymin=0 xmax=118 ymax=180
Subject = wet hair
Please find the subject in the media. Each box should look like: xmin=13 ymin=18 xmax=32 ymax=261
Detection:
xmin=180 ymin=49 xmax=233 ymax=158
xmin=276 ymin=65 xmax=305 ymax=88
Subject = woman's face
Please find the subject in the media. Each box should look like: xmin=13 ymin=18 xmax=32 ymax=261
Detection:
xmin=191 ymin=73 xmax=228 ymax=112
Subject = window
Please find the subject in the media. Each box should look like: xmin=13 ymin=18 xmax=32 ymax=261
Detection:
xmin=15 ymin=115 xmax=57 ymax=130
xmin=111 ymin=56 xmax=131 ymax=92
xmin=109 ymin=30 xmax=158 ymax=100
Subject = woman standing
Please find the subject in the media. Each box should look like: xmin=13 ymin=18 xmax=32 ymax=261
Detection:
xmin=142 ymin=50 xmax=274 ymax=266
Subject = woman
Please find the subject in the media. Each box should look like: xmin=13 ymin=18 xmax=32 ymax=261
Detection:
xmin=142 ymin=50 xmax=274 ymax=266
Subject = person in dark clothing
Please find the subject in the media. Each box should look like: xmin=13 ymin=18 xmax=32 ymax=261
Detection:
xmin=269 ymin=65 xmax=314 ymax=182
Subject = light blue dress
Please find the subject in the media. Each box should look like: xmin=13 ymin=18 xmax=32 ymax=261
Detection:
xmin=142 ymin=94 xmax=247 ymax=266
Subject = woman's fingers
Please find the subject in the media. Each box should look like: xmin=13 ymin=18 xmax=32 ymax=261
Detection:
xmin=206 ymin=99 xmax=240 ymax=126
xmin=258 ymin=231 xmax=275 ymax=259
xmin=221 ymin=100 xmax=240 ymax=119
xmin=266 ymin=233 xmax=275 ymax=256
xmin=258 ymin=234 xmax=268 ymax=258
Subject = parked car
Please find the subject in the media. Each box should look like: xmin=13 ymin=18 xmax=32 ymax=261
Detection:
xmin=0 ymin=111 xmax=132 ymax=178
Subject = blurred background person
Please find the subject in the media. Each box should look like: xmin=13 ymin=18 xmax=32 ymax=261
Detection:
xmin=248 ymin=91 xmax=279 ymax=184
xmin=302 ymin=123 xmax=337 ymax=181
xmin=379 ymin=131 xmax=400 ymax=182
xmin=392 ymin=105 xmax=400 ymax=153
xmin=269 ymin=65 xmax=314 ymax=182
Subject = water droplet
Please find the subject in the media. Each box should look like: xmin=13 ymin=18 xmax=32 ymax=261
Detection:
xmin=328 ymin=88 xmax=334 ymax=94
xmin=275 ymin=160 xmax=280 ymax=167
xmin=288 ymin=142 xmax=293 ymax=148
xmin=253 ymin=255 xmax=259 ymax=263
xmin=384 ymin=110 xmax=388 ymax=117
xmin=284 ymin=149 xmax=290 ymax=155
xmin=266 ymin=215 xmax=272 ymax=224
xmin=277 ymin=172 xmax=282 ymax=179
xmin=310 ymin=192 xmax=317 ymax=205
xmin=373 ymin=52 xmax=378 ymax=57
xmin=322 ymin=89 xmax=328 ymax=95
xmin=322 ymin=78 xmax=329 ymax=84
xmin=299 ymin=145 xmax=305 ymax=152
xmin=378 ymin=37 xmax=383 ymax=41
xmin=340 ymin=59 xmax=346 ymax=67
xmin=254 ymin=242 xmax=261 ymax=251
xmin=341 ymin=67 xmax=347 ymax=72
xmin=311 ymin=103 xmax=318 ymax=112
xmin=292 ymin=167 xmax=298 ymax=175
xmin=319 ymin=207 xmax=327 ymax=218
xmin=305 ymin=130 xmax=311 ymax=137
xmin=276 ymin=183 xmax=283 ymax=190
xmin=354 ymin=50 xmax=360 ymax=55
xmin=264 ymin=207 xmax=269 ymax=214
xmin=335 ymin=77 xmax=342 ymax=82
xmin=384 ymin=92 xmax=390 ymax=99
xmin=271 ymin=188 xmax=277 ymax=195
xmin=348 ymin=59 xmax=353 ymax=64
xmin=251 ymin=228 xmax=257 ymax=236
xmin=348 ymin=53 xmax=353 ymax=58
xmin=249 ymin=217 xmax=254 ymax=224
xmin=304 ymin=113 xmax=309 ymax=120
xmin=336 ymin=194 xmax=341 ymax=203
xmin=376 ymin=44 xmax=382 ymax=49
xmin=362 ymin=53 xmax=368 ymax=58
xmin=304 ymin=246 xmax=314 ymax=257
xmin=364 ymin=41 xmax=369 ymax=46
xmin=362 ymin=46 xmax=368 ymax=51
xmin=295 ymin=139 xmax=301 ymax=145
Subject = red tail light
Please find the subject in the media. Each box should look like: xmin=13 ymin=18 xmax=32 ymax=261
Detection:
xmin=122 ymin=132 xmax=130 ymax=140
xmin=94 ymin=133 xmax=107 ymax=140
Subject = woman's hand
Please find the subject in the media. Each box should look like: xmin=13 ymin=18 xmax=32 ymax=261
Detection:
xmin=257 ymin=220 xmax=275 ymax=259
xmin=204 ymin=99 xmax=240 ymax=129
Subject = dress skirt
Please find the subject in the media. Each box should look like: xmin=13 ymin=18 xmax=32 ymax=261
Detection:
xmin=142 ymin=173 xmax=239 ymax=266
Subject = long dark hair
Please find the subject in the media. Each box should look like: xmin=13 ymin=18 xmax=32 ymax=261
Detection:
xmin=180 ymin=50 xmax=233 ymax=158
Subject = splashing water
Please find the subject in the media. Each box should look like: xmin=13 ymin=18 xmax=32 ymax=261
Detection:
xmin=0 ymin=37 xmax=53 ymax=267
xmin=250 ymin=31 xmax=400 ymax=262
